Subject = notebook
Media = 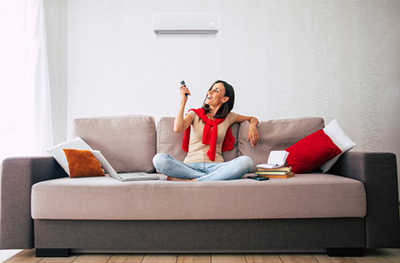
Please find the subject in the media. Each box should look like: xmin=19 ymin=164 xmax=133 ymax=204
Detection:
xmin=256 ymin=150 xmax=289 ymax=169
xmin=90 ymin=150 xmax=159 ymax=182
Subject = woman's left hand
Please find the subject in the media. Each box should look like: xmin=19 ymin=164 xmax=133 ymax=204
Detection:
xmin=247 ymin=124 xmax=260 ymax=146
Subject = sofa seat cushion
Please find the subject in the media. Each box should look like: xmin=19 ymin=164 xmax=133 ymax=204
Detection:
xmin=31 ymin=174 xmax=366 ymax=220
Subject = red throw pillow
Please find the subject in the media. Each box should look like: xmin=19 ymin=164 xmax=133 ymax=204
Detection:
xmin=285 ymin=130 xmax=342 ymax=173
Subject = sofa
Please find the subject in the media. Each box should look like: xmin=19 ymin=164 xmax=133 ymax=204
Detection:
xmin=1 ymin=115 xmax=400 ymax=257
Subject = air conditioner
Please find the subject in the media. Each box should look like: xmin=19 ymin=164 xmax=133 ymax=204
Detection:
xmin=152 ymin=13 xmax=220 ymax=34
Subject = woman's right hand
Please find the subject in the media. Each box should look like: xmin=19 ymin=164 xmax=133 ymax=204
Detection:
xmin=180 ymin=84 xmax=191 ymax=102
xmin=175 ymin=85 xmax=193 ymax=133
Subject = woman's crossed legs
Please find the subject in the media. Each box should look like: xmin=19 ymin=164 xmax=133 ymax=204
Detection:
xmin=152 ymin=153 xmax=253 ymax=182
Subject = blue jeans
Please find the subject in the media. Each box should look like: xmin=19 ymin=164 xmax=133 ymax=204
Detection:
xmin=152 ymin=153 xmax=253 ymax=181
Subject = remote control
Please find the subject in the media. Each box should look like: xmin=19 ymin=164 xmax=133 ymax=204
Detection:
xmin=180 ymin=80 xmax=188 ymax=96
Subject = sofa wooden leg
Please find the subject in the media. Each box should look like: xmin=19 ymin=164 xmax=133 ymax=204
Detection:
xmin=36 ymin=248 xmax=71 ymax=257
xmin=327 ymin=247 xmax=364 ymax=257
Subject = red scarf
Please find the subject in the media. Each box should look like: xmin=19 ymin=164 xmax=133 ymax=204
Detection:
xmin=182 ymin=108 xmax=235 ymax=161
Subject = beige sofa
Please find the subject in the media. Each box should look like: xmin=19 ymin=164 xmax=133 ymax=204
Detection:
xmin=1 ymin=115 xmax=399 ymax=257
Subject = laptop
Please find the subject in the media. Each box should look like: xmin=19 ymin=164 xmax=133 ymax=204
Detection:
xmin=90 ymin=150 xmax=159 ymax=182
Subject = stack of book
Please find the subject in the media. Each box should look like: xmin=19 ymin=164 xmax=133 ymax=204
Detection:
xmin=255 ymin=150 xmax=294 ymax=178
xmin=255 ymin=166 xmax=294 ymax=179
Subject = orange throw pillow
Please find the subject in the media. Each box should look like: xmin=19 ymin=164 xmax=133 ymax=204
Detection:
xmin=63 ymin=149 xmax=105 ymax=178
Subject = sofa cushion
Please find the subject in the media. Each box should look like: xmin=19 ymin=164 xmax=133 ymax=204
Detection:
xmin=239 ymin=117 xmax=324 ymax=172
xmin=156 ymin=117 xmax=186 ymax=161
xmin=31 ymin=174 xmax=366 ymax=220
xmin=320 ymin=119 xmax=356 ymax=172
xmin=285 ymin=130 xmax=342 ymax=174
xmin=157 ymin=117 xmax=239 ymax=162
xmin=70 ymin=115 xmax=156 ymax=173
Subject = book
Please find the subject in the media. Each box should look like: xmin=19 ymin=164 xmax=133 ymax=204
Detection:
xmin=255 ymin=171 xmax=292 ymax=175
xmin=256 ymin=150 xmax=289 ymax=168
xmin=256 ymin=172 xmax=295 ymax=179
xmin=257 ymin=166 xmax=292 ymax=172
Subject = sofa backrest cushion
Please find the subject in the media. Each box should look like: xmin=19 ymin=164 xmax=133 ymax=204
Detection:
xmin=239 ymin=117 xmax=325 ymax=172
xmin=70 ymin=115 xmax=156 ymax=173
xmin=157 ymin=117 xmax=240 ymax=162
xmin=157 ymin=117 xmax=186 ymax=161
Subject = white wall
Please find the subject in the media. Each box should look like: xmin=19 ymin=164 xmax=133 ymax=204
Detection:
xmin=46 ymin=0 xmax=400 ymax=185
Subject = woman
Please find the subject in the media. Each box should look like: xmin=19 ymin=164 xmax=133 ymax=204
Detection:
xmin=153 ymin=80 xmax=260 ymax=181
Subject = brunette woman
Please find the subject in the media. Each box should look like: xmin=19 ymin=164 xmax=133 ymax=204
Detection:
xmin=153 ymin=80 xmax=259 ymax=181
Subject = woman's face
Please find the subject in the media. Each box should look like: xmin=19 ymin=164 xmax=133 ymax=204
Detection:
xmin=205 ymin=82 xmax=229 ymax=107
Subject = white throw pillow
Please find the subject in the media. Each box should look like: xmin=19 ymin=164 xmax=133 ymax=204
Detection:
xmin=320 ymin=119 xmax=356 ymax=172
xmin=46 ymin=137 xmax=93 ymax=175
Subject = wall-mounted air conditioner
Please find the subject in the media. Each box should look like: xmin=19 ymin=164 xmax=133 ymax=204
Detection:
xmin=152 ymin=13 xmax=220 ymax=34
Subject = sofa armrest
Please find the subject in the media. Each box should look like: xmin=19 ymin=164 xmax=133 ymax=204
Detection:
xmin=1 ymin=156 xmax=67 ymax=249
xmin=329 ymin=151 xmax=400 ymax=248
